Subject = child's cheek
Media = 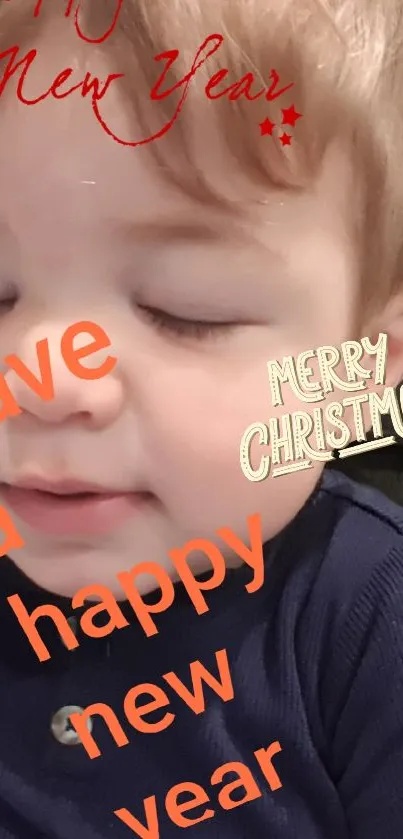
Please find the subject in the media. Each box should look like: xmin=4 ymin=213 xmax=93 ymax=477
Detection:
xmin=139 ymin=355 xmax=324 ymax=541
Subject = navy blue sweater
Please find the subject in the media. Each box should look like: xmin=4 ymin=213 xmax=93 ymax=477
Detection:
xmin=0 ymin=469 xmax=403 ymax=838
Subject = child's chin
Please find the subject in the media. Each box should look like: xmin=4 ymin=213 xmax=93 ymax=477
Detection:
xmin=7 ymin=548 xmax=125 ymax=600
xmin=7 ymin=542 xmax=174 ymax=602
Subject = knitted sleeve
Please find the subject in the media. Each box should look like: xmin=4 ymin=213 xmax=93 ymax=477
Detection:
xmin=322 ymin=544 xmax=403 ymax=838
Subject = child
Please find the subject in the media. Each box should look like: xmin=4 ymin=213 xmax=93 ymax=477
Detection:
xmin=0 ymin=0 xmax=402 ymax=836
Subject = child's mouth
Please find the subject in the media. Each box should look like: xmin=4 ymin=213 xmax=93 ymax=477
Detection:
xmin=0 ymin=480 xmax=154 ymax=536
xmin=41 ymin=490 xmax=96 ymax=500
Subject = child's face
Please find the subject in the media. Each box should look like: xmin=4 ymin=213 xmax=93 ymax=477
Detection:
xmin=0 ymin=36 xmax=360 ymax=597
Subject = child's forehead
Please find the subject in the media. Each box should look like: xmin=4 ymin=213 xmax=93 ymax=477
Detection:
xmin=0 ymin=86 xmax=247 ymax=241
xmin=0 ymin=16 xmax=356 ymax=266
xmin=0 ymin=30 xmax=359 ymax=346
xmin=0 ymin=105 xmax=352 ymax=249
xmin=0 ymin=111 xmax=354 ymax=280
xmin=0 ymin=20 xmax=297 ymax=219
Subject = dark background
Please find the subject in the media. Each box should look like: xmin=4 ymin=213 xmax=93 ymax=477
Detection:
xmin=331 ymin=404 xmax=403 ymax=506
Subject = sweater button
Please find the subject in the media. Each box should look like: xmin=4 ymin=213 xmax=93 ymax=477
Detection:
xmin=51 ymin=705 xmax=92 ymax=745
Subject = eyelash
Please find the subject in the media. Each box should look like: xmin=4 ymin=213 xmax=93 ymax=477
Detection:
xmin=0 ymin=295 xmax=236 ymax=339
xmin=138 ymin=306 xmax=236 ymax=339
xmin=0 ymin=291 xmax=18 ymax=313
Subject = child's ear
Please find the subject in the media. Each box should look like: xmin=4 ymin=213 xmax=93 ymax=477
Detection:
xmin=366 ymin=291 xmax=403 ymax=388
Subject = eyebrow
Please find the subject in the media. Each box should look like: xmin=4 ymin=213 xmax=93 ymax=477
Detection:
xmin=107 ymin=217 xmax=256 ymax=246
xmin=110 ymin=217 xmax=290 ymax=277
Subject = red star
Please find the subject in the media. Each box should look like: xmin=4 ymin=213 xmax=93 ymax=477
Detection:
xmin=279 ymin=132 xmax=292 ymax=146
xmin=259 ymin=117 xmax=276 ymax=136
xmin=281 ymin=105 xmax=302 ymax=127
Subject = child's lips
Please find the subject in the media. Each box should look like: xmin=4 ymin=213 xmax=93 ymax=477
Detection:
xmin=0 ymin=480 xmax=154 ymax=536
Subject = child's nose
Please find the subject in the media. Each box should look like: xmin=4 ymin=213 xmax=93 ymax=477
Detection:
xmin=3 ymin=321 xmax=124 ymax=428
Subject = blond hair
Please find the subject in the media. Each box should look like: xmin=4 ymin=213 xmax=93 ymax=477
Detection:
xmin=1 ymin=0 xmax=403 ymax=320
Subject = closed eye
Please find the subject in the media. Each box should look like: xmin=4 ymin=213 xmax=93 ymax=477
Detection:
xmin=0 ymin=283 xmax=19 ymax=313
xmin=137 ymin=305 xmax=238 ymax=339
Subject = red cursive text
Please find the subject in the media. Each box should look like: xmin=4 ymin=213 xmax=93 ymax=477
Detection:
xmin=32 ymin=0 xmax=125 ymax=45
xmin=0 ymin=31 xmax=296 ymax=147
xmin=0 ymin=43 xmax=123 ymax=105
